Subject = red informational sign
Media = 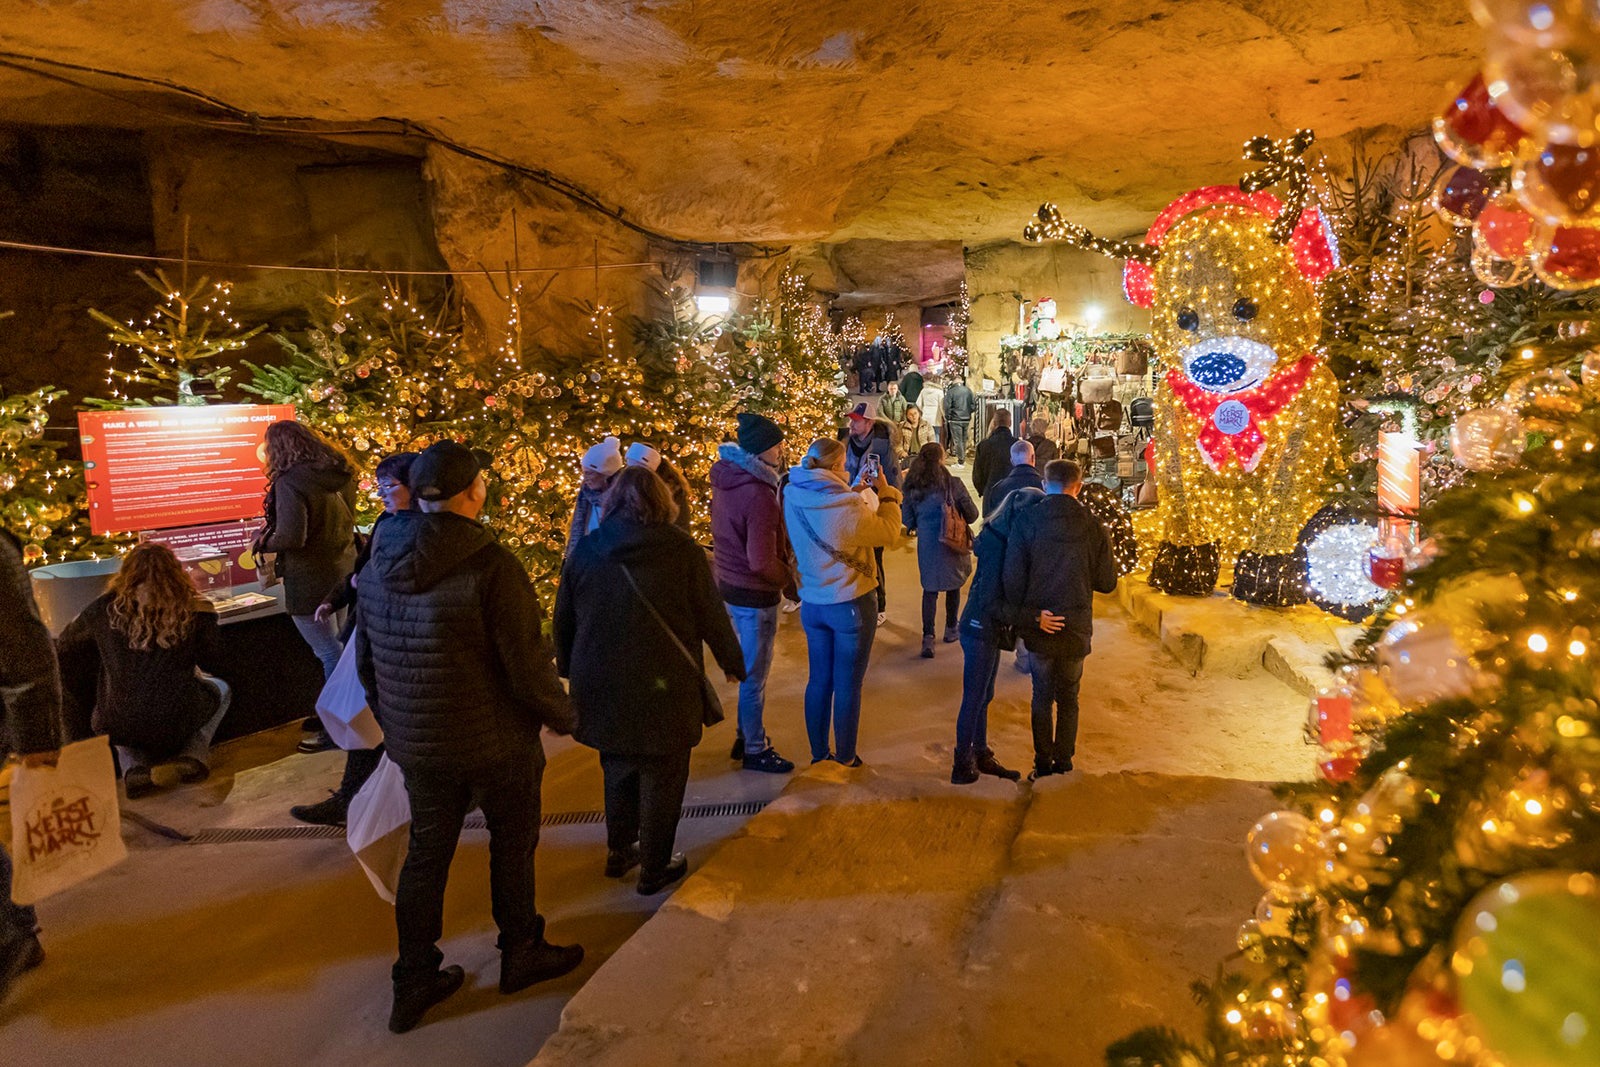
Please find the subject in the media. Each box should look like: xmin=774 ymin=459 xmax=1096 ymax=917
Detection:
xmin=78 ymin=404 xmax=294 ymax=534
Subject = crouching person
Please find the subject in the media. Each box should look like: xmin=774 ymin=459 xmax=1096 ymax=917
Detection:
xmin=355 ymin=442 xmax=582 ymax=1034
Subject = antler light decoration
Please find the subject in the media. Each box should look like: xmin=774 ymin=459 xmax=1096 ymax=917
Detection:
xmin=1022 ymin=203 xmax=1161 ymax=264
xmin=1240 ymin=128 xmax=1316 ymax=243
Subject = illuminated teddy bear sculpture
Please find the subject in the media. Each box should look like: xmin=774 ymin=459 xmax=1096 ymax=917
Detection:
xmin=1024 ymin=131 xmax=1341 ymax=605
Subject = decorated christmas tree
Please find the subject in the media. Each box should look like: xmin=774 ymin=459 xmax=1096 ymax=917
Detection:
xmin=944 ymin=279 xmax=972 ymax=379
xmin=738 ymin=268 xmax=848 ymax=448
xmin=87 ymin=269 xmax=264 ymax=408
xmin=0 ymin=385 xmax=124 ymax=563
xmin=1109 ymin=234 xmax=1600 ymax=1067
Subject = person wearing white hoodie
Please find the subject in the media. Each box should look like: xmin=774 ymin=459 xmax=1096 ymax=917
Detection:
xmin=782 ymin=437 xmax=903 ymax=767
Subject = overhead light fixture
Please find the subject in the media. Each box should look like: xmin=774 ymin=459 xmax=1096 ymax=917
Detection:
xmin=1083 ymin=303 xmax=1103 ymax=331
xmin=696 ymin=258 xmax=737 ymax=317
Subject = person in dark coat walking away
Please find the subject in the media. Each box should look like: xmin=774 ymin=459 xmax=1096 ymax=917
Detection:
xmin=290 ymin=451 xmax=417 ymax=826
xmin=842 ymin=404 xmax=901 ymax=624
xmin=900 ymin=443 xmax=978 ymax=659
xmin=57 ymin=544 xmax=232 ymax=799
xmin=785 ymin=438 xmax=903 ymax=766
xmin=355 ymin=442 xmax=582 ymax=1034
xmin=0 ymin=529 xmax=60 ymax=1005
xmin=556 ymin=468 xmax=747 ymax=895
xmin=625 ymin=441 xmax=695 ymax=535
xmin=971 ymin=407 xmax=1017 ymax=502
xmin=982 ymin=439 xmax=1043 ymax=518
xmin=565 ymin=435 xmax=623 ymax=559
xmin=950 ymin=488 xmax=1041 ymax=784
xmin=899 ymin=366 xmax=924 ymax=407
xmin=1001 ymin=460 xmax=1117 ymax=780
xmin=941 ymin=377 xmax=977 ymax=464
xmin=709 ymin=413 xmax=796 ymax=774
xmin=1026 ymin=416 xmax=1060 ymax=470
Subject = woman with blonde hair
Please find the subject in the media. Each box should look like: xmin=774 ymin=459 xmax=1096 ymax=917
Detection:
xmin=254 ymin=420 xmax=357 ymax=752
xmin=58 ymin=544 xmax=231 ymax=798
xmin=782 ymin=437 xmax=903 ymax=766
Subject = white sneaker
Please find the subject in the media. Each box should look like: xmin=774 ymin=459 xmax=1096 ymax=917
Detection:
xmin=782 ymin=599 xmax=801 ymax=614
xmin=877 ymin=611 xmax=888 ymax=626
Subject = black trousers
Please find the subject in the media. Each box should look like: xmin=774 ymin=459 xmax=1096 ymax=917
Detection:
xmin=394 ymin=756 xmax=542 ymax=982
xmin=599 ymin=748 xmax=692 ymax=876
xmin=337 ymin=746 xmax=383 ymax=800
xmin=1029 ymin=650 xmax=1086 ymax=769
xmin=921 ymin=589 xmax=961 ymax=637
xmin=948 ymin=421 xmax=970 ymax=463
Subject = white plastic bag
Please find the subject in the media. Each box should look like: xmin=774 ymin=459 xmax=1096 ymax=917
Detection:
xmin=8 ymin=737 xmax=128 ymax=904
xmin=316 ymin=636 xmax=383 ymax=750
xmin=346 ymin=754 xmax=410 ymax=903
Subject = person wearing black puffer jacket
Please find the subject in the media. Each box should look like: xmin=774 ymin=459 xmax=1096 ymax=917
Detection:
xmin=355 ymin=442 xmax=581 ymax=1035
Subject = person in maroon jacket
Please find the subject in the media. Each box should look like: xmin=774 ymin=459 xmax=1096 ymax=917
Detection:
xmin=708 ymin=412 xmax=796 ymax=773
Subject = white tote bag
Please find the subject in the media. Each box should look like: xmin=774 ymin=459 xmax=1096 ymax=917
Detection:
xmin=346 ymin=754 xmax=410 ymax=903
xmin=316 ymin=636 xmax=384 ymax=750
xmin=7 ymin=737 xmax=128 ymax=905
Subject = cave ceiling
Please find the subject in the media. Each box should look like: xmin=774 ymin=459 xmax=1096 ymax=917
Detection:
xmin=0 ymin=0 xmax=1477 ymax=295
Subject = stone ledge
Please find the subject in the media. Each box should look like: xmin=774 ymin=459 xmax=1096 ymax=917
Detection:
xmin=1113 ymin=575 xmax=1357 ymax=694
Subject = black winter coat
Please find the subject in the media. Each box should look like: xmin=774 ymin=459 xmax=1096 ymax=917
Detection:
xmin=57 ymin=593 xmax=224 ymax=759
xmin=899 ymin=369 xmax=924 ymax=406
xmin=982 ymin=463 xmax=1043 ymax=518
xmin=554 ymin=516 xmax=745 ymax=757
xmin=0 ymin=530 xmax=60 ymax=758
xmin=259 ymin=462 xmax=358 ymax=615
xmin=354 ymin=510 xmax=574 ymax=773
xmin=960 ymin=488 xmax=1045 ymax=645
xmin=971 ymin=427 xmax=1017 ymax=499
xmin=1001 ymin=493 xmax=1117 ymax=659
xmin=942 ymin=382 xmax=977 ymax=424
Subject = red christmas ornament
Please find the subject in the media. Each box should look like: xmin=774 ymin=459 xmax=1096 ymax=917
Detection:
xmin=1436 ymin=165 xmax=1492 ymax=226
xmin=1434 ymin=72 xmax=1529 ymax=169
xmin=1515 ymin=137 xmax=1600 ymax=224
xmin=1475 ymin=192 xmax=1536 ymax=258
xmin=1531 ymin=218 xmax=1600 ymax=289
xmin=1319 ymin=755 xmax=1360 ymax=782
xmin=1368 ymin=545 xmax=1406 ymax=590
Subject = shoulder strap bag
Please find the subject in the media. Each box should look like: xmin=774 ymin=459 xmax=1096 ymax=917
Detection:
xmin=939 ymin=480 xmax=973 ymax=553
xmin=618 ymin=563 xmax=724 ymax=726
xmin=790 ymin=502 xmax=878 ymax=581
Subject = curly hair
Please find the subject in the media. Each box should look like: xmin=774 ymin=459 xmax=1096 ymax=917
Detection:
xmin=107 ymin=544 xmax=198 ymax=651
xmin=264 ymin=421 xmax=352 ymax=480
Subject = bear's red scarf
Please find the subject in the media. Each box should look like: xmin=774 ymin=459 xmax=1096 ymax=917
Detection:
xmin=1165 ymin=353 xmax=1318 ymax=474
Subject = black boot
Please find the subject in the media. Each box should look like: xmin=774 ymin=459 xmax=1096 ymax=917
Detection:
xmin=951 ymin=749 xmax=979 ymax=785
xmin=976 ymin=750 xmax=1022 ymax=782
xmin=388 ymin=965 xmax=465 ymax=1034
xmin=500 ymin=935 xmax=584 ymax=994
xmin=290 ymin=792 xmax=351 ymax=827
xmin=604 ymin=842 xmax=640 ymax=879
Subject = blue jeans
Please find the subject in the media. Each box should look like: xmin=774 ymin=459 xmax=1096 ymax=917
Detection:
xmin=0 ymin=846 xmax=37 ymax=945
xmin=1030 ymin=650 xmax=1086 ymax=768
xmin=956 ymin=628 xmax=1002 ymax=755
xmin=799 ymin=592 xmax=878 ymax=762
xmin=726 ymin=604 xmax=780 ymax=755
xmin=292 ymin=611 xmax=345 ymax=679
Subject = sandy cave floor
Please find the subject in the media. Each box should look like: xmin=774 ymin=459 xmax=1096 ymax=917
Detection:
xmin=1 ymin=490 xmax=1318 ymax=1067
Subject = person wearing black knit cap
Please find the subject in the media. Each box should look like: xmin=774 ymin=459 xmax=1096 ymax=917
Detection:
xmin=709 ymin=412 xmax=797 ymax=774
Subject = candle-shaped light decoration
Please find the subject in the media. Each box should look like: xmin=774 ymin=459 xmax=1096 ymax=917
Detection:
xmin=1377 ymin=430 xmax=1421 ymax=517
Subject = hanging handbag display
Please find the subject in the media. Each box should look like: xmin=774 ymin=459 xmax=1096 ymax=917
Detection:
xmin=618 ymin=564 xmax=725 ymax=727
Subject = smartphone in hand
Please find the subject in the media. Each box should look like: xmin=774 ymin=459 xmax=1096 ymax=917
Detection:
xmin=862 ymin=452 xmax=881 ymax=484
